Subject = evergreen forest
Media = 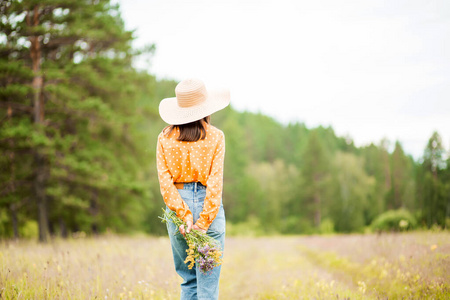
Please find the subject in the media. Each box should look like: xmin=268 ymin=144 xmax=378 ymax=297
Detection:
xmin=1 ymin=0 xmax=449 ymax=241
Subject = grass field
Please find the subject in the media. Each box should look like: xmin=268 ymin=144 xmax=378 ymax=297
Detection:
xmin=1 ymin=231 xmax=449 ymax=299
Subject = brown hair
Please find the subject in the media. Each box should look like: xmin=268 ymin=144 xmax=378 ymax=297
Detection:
xmin=164 ymin=116 xmax=210 ymax=142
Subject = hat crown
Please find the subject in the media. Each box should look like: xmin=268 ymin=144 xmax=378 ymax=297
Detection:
xmin=175 ymin=79 xmax=208 ymax=108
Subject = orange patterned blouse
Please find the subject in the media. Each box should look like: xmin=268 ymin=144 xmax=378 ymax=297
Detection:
xmin=156 ymin=123 xmax=225 ymax=230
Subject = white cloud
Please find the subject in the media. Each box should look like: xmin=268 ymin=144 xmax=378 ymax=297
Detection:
xmin=118 ymin=0 xmax=450 ymax=158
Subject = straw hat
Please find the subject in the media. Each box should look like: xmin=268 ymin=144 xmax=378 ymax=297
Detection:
xmin=159 ymin=78 xmax=230 ymax=125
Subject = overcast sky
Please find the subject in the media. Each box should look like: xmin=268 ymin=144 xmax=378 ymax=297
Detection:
xmin=117 ymin=0 xmax=450 ymax=159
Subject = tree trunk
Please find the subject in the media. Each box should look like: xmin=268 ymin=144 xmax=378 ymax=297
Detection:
xmin=59 ymin=217 xmax=68 ymax=238
xmin=10 ymin=204 xmax=19 ymax=239
xmin=393 ymin=176 xmax=400 ymax=209
xmin=90 ymin=189 xmax=99 ymax=235
xmin=7 ymin=104 xmax=19 ymax=239
xmin=446 ymin=193 xmax=450 ymax=230
xmin=383 ymin=151 xmax=391 ymax=191
xmin=314 ymin=192 xmax=321 ymax=228
xmin=313 ymin=172 xmax=322 ymax=228
xmin=383 ymin=150 xmax=392 ymax=210
xmin=35 ymin=153 xmax=49 ymax=242
xmin=28 ymin=5 xmax=49 ymax=243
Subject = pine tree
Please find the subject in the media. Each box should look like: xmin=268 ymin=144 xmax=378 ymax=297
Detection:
xmin=300 ymin=130 xmax=331 ymax=228
xmin=420 ymin=132 xmax=447 ymax=227
xmin=388 ymin=141 xmax=415 ymax=210
xmin=1 ymin=0 xmax=155 ymax=240
xmin=361 ymin=143 xmax=388 ymax=223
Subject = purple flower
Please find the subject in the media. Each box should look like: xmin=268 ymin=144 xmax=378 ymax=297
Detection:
xmin=198 ymin=244 xmax=210 ymax=256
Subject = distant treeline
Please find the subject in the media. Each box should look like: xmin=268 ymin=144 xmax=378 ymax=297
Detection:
xmin=1 ymin=0 xmax=449 ymax=241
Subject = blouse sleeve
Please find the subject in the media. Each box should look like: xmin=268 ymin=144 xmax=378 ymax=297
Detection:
xmin=195 ymin=131 xmax=225 ymax=230
xmin=156 ymin=133 xmax=193 ymax=224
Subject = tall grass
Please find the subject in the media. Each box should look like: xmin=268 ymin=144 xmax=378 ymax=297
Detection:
xmin=1 ymin=232 xmax=449 ymax=299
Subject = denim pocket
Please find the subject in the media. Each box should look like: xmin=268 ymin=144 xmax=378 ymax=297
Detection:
xmin=207 ymin=204 xmax=226 ymax=235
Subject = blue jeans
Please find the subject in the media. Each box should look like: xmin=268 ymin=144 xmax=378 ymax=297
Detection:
xmin=166 ymin=182 xmax=226 ymax=300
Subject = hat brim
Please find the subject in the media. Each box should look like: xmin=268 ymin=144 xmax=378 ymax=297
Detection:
xmin=159 ymin=89 xmax=230 ymax=125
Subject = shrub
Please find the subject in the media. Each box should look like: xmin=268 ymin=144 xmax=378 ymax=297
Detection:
xmin=19 ymin=220 xmax=39 ymax=238
xmin=319 ymin=218 xmax=335 ymax=234
xmin=371 ymin=209 xmax=418 ymax=232
xmin=281 ymin=216 xmax=315 ymax=235
xmin=226 ymin=216 xmax=266 ymax=236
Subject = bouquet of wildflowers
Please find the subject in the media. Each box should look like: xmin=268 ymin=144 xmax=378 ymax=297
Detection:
xmin=160 ymin=209 xmax=223 ymax=274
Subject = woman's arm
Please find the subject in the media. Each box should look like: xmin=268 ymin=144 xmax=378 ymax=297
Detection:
xmin=196 ymin=131 xmax=225 ymax=231
xmin=156 ymin=134 xmax=193 ymax=225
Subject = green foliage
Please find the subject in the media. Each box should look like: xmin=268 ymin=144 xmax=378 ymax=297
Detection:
xmin=0 ymin=210 xmax=11 ymax=238
xmin=416 ymin=132 xmax=448 ymax=228
xmin=319 ymin=218 xmax=335 ymax=234
xmin=225 ymin=216 xmax=266 ymax=236
xmin=331 ymin=152 xmax=375 ymax=232
xmin=19 ymin=220 xmax=39 ymax=239
xmin=371 ymin=209 xmax=418 ymax=232
xmin=298 ymin=130 xmax=331 ymax=229
xmin=0 ymin=0 xmax=162 ymax=239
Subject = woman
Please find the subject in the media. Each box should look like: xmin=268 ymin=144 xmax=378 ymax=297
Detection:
xmin=156 ymin=78 xmax=230 ymax=300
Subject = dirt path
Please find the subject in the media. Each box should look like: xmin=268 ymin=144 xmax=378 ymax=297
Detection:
xmin=221 ymin=237 xmax=364 ymax=299
xmin=221 ymin=232 xmax=450 ymax=299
